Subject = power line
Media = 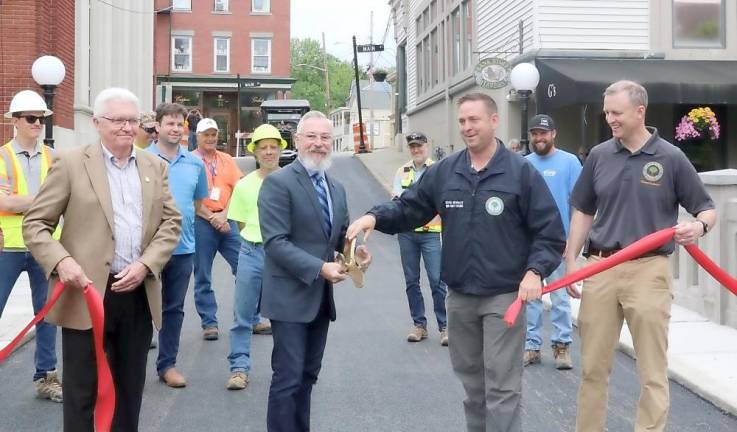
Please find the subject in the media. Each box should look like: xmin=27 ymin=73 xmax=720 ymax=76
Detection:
xmin=95 ymin=0 xmax=167 ymax=15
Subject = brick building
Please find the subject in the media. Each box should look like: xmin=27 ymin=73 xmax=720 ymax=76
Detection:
xmin=0 ymin=0 xmax=155 ymax=149
xmin=154 ymin=0 xmax=294 ymax=155
xmin=0 ymin=0 xmax=74 ymax=147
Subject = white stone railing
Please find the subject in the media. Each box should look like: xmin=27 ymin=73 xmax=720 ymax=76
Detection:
xmin=672 ymin=169 xmax=737 ymax=329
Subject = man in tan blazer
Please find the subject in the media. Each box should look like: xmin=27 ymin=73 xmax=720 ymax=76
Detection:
xmin=23 ymin=87 xmax=181 ymax=432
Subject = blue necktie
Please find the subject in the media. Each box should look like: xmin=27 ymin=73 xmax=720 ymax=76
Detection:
xmin=311 ymin=173 xmax=332 ymax=235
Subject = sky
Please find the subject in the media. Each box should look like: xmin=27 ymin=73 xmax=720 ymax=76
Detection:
xmin=290 ymin=0 xmax=397 ymax=69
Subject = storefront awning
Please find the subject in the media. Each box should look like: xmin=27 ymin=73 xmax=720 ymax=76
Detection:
xmin=535 ymin=58 xmax=737 ymax=113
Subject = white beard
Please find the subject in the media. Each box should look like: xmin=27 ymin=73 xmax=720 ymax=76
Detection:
xmin=301 ymin=153 xmax=333 ymax=172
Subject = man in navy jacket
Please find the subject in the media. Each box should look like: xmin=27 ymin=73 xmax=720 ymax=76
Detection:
xmin=348 ymin=93 xmax=565 ymax=432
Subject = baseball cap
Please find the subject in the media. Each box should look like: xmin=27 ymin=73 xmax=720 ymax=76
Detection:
xmin=528 ymin=114 xmax=556 ymax=131
xmin=196 ymin=118 xmax=219 ymax=133
xmin=406 ymin=131 xmax=428 ymax=146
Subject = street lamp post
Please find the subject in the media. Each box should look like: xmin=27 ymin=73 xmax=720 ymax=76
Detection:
xmin=510 ymin=63 xmax=540 ymax=155
xmin=31 ymin=55 xmax=66 ymax=148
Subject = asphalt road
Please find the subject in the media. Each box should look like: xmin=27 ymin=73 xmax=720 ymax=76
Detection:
xmin=1 ymin=154 xmax=736 ymax=431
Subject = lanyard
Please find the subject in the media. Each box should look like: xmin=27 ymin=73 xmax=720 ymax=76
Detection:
xmin=198 ymin=150 xmax=218 ymax=178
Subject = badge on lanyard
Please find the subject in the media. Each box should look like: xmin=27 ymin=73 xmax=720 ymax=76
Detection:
xmin=210 ymin=187 xmax=221 ymax=201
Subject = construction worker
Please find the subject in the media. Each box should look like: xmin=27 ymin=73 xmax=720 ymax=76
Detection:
xmin=392 ymin=132 xmax=448 ymax=345
xmin=226 ymin=123 xmax=285 ymax=390
xmin=0 ymin=89 xmax=62 ymax=402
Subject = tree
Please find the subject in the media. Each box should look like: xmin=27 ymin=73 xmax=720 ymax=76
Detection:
xmin=290 ymin=38 xmax=365 ymax=113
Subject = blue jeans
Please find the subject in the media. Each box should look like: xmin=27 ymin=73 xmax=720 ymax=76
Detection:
xmin=193 ymin=217 xmax=240 ymax=329
xmin=156 ymin=253 xmax=194 ymax=374
xmin=525 ymin=263 xmax=573 ymax=350
xmin=228 ymin=240 xmax=265 ymax=372
xmin=0 ymin=251 xmax=57 ymax=381
xmin=397 ymin=232 xmax=447 ymax=330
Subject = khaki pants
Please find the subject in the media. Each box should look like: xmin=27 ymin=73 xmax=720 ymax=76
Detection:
xmin=576 ymin=255 xmax=673 ymax=432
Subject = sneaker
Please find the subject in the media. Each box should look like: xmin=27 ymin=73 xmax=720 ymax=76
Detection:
xmin=226 ymin=371 xmax=249 ymax=390
xmin=523 ymin=350 xmax=541 ymax=367
xmin=202 ymin=326 xmax=219 ymax=341
xmin=253 ymin=321 xmax=272 ymax=335
xmin=439 ymin=328 xmax=449 ymax=346
xmin=406 ymin=325 xmax=428 ymax=342
xmin=552 ymin=343 xmax=573 ymax=370
xmin=36 ymin=371 xmax=63 ymax=403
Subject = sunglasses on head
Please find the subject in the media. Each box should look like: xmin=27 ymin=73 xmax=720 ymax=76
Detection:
xmin=406 ymin=132 xmax=427 ymax=143
xmin=14 ymin=114 xmax=44 ymax=124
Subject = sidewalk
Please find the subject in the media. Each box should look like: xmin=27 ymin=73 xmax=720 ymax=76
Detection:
xmin=355 ymin=147 xmax=737 ymax=416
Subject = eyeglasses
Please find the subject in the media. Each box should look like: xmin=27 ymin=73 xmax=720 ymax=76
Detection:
xmin=301 ymin=133 xmax=332 ymax=142
xmin=100 ymin=116 xmax=140 ymax=128
xmin=142 ymin=126 xmax=157 ymax=134
xmin=405 ymin=132 xmax=427 ymax=143
xmin=14 ymin=114 xmax=44 ymax=124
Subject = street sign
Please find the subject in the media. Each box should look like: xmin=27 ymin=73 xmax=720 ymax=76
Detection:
xmin=357 ymin=44 xmax=384 ymax=53
xmin=241 ymin=81 xmax=261 ymax=87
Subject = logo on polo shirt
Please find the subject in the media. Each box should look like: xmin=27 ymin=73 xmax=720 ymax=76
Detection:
xmin=485 ymin=197 xmax=504 ymax=216
xmin=642 ymin=162 xmax=664 ymax=182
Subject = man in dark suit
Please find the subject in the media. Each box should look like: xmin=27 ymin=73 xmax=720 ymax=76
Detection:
xmin=258 ymin=111 xmax=369 ymax=432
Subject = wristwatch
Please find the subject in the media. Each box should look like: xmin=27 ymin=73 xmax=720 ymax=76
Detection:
xmin=696 ymin=219 xmax=709 ymax=236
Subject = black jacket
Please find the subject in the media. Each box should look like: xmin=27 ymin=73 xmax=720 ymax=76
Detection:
xmin=370 ymin=143 xmax=565 ymax=296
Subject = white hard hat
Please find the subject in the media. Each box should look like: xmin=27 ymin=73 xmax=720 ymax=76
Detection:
xmin=4 ymin=90 xmax=52 ymax=119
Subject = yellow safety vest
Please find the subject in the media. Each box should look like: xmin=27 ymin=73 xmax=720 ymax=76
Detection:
xmin=0 ymin=141 xmax=60 ymax=248
xmin=400 ymin=159 xmax=442 ymax=233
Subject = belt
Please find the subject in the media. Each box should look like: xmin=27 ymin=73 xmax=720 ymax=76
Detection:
xmin=587 ymin=247 xmax=665 ymax=259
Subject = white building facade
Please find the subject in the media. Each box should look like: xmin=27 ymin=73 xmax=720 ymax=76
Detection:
xmin=390 ymin=0 xmax=737 ymax=170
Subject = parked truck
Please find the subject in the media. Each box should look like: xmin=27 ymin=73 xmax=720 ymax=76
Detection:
xmin=259 ymin=99 xmax=310 ymax=166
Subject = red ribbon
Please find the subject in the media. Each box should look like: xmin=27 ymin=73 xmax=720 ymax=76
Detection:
xmin=0 ymin=282 xmax=115 ymax=432
xmin=503 ymin=227 xmax=714 ymax=326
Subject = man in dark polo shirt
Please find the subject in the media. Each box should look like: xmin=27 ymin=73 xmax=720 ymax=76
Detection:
xmin=564 ymin=80 xmax=716 ymax=432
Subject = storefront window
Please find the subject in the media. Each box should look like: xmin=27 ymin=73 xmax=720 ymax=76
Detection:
xmin=673 ymin=0 xmax=725 ymax=48
xmin=172 ymin=90 xmax=201 ymax=107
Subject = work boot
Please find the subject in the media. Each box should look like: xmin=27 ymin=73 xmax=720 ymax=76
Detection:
xmin=552 ymin=342 xmax=573 ymax=370
xmin=406 ymin=325 xmax=428 ymax=342
xmin=253 ymin=320 xmax=272 ymax=335
xmin=202 ymin=326 xmax=219 ymax=341
xmin=439 ymin=328 xmax=449 ymax=346
xmin=159 ymin=368 xmax=187 ymax=388
xmin=523 ymin=349 xmax=541 ymax=367
xmin=36 ymin=370 xmax=63 ymax=403
xmin=226 ymin=371 xmax=249 ymax=390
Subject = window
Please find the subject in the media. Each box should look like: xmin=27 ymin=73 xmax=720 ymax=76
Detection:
xmin=415 ymin=44 xmax=423 ymax=97
xmin=462 ymin=0 xmax=473 ymax=70
xmin=214 ymin=0 xmax=228 ymax=12
xmin=431 ymin=29 xmax=439 ymax=86
xmin=252 ymin=0 xmax=270 ymax=13
xmin=172 ymin=0 xmax=191 ymax=10
xmin=673 ymin=0 xmax=724 ymax=48
xmin=214 ymin=38 xmax=230 ymax=72
xmin=451 ymin=8 xmax=461 ymax=75
xmin=172 ymin=36 xmax=192 ymax=72
xmin=252 ymin=38 xmax=271 ymax=73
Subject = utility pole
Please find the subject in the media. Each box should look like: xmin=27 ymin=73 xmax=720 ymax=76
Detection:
xmin=352 ymin=36 xmax=366 ymax=153
xmin=322 ymin=32 xmax=331 ymax=113
xmin=368 ymin=10 xmax=375 ymax=151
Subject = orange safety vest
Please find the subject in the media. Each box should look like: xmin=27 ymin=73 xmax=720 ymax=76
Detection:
xmin=0 ymin=142 xmax=60 ymax=248
xmin=399 ymin=159 xmax=441 ymax=233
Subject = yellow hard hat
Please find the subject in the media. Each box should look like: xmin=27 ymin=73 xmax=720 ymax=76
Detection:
xmin=248 ymin=124 xmax=287 ymax=153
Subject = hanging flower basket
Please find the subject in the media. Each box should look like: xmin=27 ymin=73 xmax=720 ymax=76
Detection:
xmin=675 ymin=107 xmax=720 ymax=142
